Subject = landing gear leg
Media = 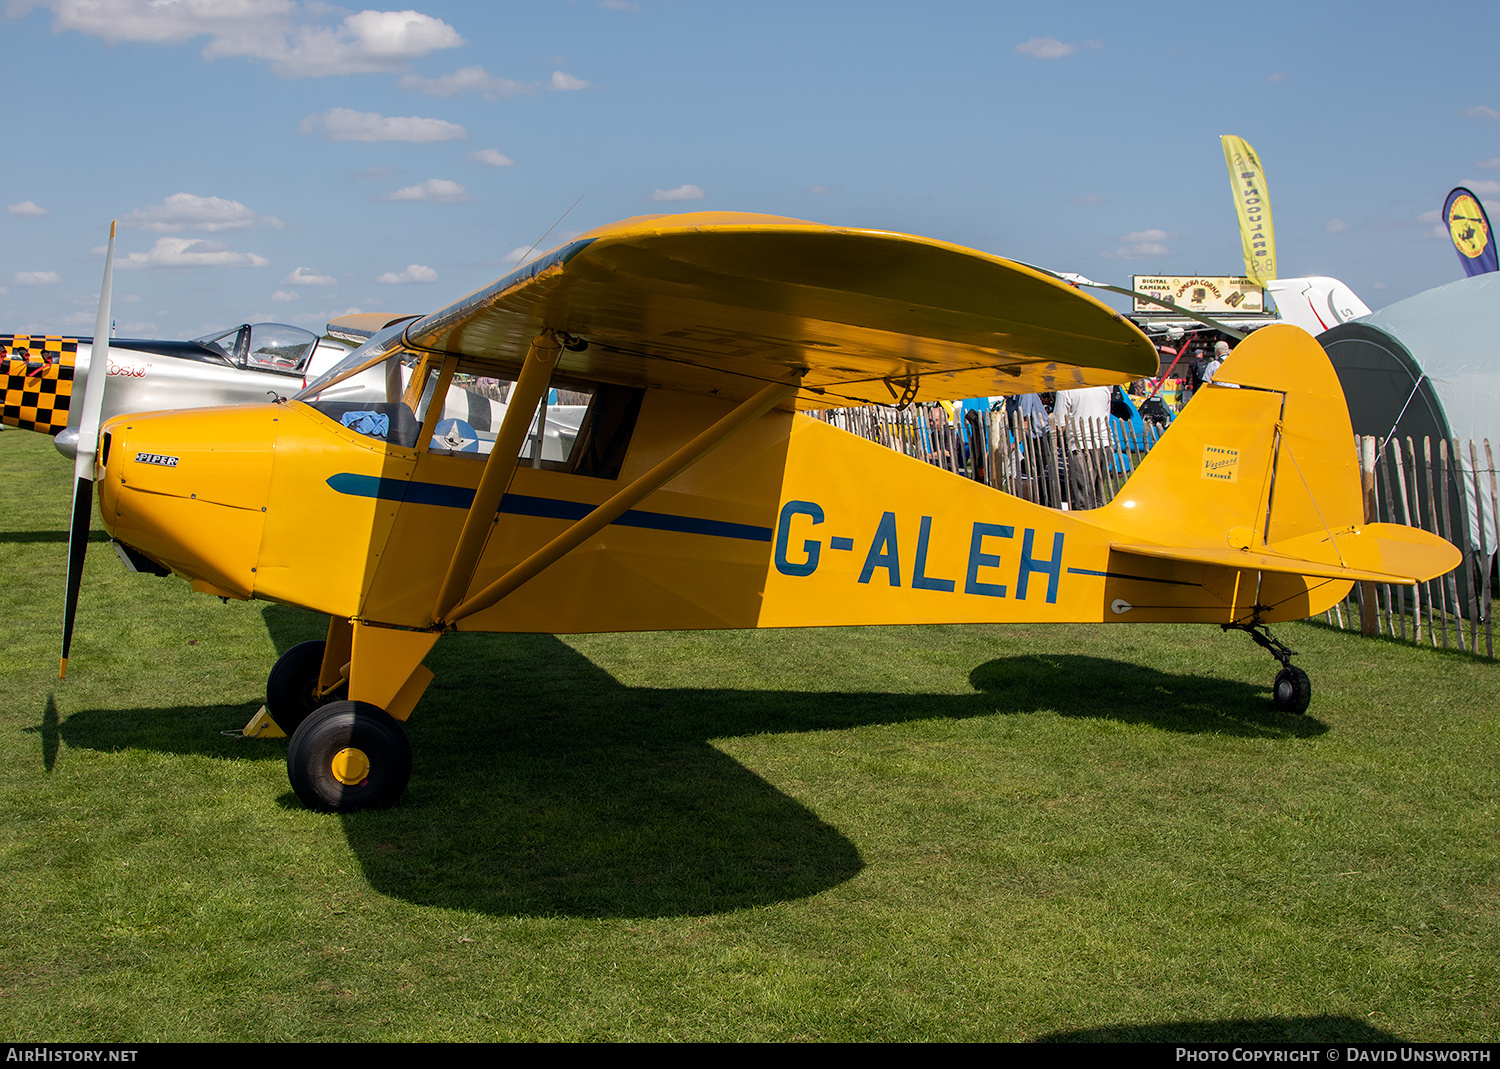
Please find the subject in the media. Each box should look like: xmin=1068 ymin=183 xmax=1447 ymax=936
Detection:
xmin=1223 ymin=622 xmax=1311 ymax=715
xmin=281 ymin=622 xmax=440 ymax=811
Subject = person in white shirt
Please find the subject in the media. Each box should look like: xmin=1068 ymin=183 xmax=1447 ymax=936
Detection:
xmin=1202 ymin=339 xmax=1230 ymax=383
xmin=1053 ymin=385 xmax=1111 ymax=509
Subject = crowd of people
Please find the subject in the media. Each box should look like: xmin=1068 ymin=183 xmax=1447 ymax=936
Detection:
xmin=816 ymin=329 xmax=1242 ymax=509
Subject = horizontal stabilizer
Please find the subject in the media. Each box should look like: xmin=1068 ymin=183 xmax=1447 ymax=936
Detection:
xmin=1115 ymin=522 xmax=1459 ymax=586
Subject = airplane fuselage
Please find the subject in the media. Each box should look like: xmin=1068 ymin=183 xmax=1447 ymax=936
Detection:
xmin=96 ymin=379 xmax=1349 ymax=642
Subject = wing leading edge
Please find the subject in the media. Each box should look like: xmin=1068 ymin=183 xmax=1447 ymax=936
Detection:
xmin=399 ymin=212 xmax=1158 ymax=410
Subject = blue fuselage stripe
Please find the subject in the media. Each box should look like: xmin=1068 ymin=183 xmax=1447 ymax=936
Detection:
xmin=1065 ymin=566 xmax=1199 ymax=587
xmin=325 ymin=473 xmax=772 ymax=543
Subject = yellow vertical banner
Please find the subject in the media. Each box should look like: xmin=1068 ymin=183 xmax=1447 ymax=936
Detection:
xmin=1220 ymin=135 xmax=1277 ymax=285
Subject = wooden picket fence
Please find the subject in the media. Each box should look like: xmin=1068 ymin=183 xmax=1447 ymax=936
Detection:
xmin=1326 ymin=435 xmax=1498 ymax=657
xmin=813 ymin=402 xmax=1165 ymax=509
xmin=813 ymin=403 xmax=1500 ymax=659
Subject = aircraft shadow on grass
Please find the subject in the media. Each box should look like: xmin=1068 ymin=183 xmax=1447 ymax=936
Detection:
xmin=0 ymin=529 xmax=109 ymax=544
xmin=50 ymin=604 xmax=1325 ymax=919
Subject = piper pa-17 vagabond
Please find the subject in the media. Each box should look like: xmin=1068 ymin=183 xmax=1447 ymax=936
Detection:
xmin=61 ymin=212 xmax=1459 ymax=813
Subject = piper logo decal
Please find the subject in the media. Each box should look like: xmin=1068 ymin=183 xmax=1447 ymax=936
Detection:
xmin=134 ymin=452 xmax=179 ymax=467
xmin=1202 ymin=445 xmax=1239 ymax=483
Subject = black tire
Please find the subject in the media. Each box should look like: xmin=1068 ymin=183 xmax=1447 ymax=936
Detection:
xmin=1272 ymin=665 xmax=1311 ymax=715
xmin=266 ymin=640 xmax=343 ymax=735
xmin=286 ymin=701 xmax=412 ymax=813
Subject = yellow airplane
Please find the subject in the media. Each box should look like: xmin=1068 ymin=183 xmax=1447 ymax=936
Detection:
xmin=62 ymin=212 xmax=1459 ymax=813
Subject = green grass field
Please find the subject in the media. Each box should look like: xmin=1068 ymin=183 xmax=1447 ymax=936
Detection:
xmin=1 ymin=427 xmax=1496 ymax=1042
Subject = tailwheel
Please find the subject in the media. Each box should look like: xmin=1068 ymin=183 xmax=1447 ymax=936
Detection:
xmin=1272 ymin=665 xmax=1312 ymax=715
xmin=265 ymin=640 xmax=346 ymax=735
xmin=286 ymin=701 xmax=412 ymax=813
xmin=1222 ymin=622 xmax=1312 ymax=716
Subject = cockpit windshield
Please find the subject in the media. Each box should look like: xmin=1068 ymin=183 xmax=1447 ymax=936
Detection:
xmin=193 ymin=323 xmax=319 ymax=373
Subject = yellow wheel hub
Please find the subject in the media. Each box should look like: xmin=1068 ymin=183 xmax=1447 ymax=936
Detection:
xmin=330 ymin=747 xmax=370 ymax=786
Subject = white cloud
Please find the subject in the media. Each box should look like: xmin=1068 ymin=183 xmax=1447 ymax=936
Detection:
xmin=299 ymin=107 xmax=466 ymax=142
xmin=1418 ymin=210 xmax=1441 ymax=223
xmin=808 ymin=185 xmax=835 ymax=195
xmin=271 ymin=290 xmax=300 ymax=302
xmin=1461 ymin=105 xmax=1500 ymax=120
xmin=386 ymin=179 xmax=471 ymax=203
xmin=120 ymin=192 xmax=281 ymax=232
xmin=1267 ymin=72 xmax=1287 ymax=83
xmin=1015 ymin=36 xmax=1099 ymax=59
xmin=283 ymin=266 xmax=337 ymax=286
xmin=1325 ymin=218 xmax=1348 ymax=233
xmin=248 ymin=306 xmax=364 ymax=330
xmin=7 ymin=201 xmax=47 ymax=217
xmin=12 ymin=270 xmax=62 ymax=285
xmin=117 ymin=237 xmax=270 ymax=270
xmin=499 ymin=245 xmax=536 ymax=266
xmin=1478 ymin=158 xmax=1500 ymax=169
xmin=1100 ymin=229 xmax=1174 ymax=260
xmin=1016 ymin=36 xmax=1072 ymax=58
xmin=551 ymin=70 xmax=591 ymax=91
xmin=48 ymin=308 xmax=153 ymax=331
xmin=1462 ymin=179 xmax=1500 ymax=195
xmin=651 ymin=184 xmax=705 ymax=202
xmin=471 ymin=148 xmax=515 ymax=168
xmin=31 ymin=1 xmax=464 ymax=79
xmin=399 ymin=65 xmax=534 ymax=100
xmin=599 ymin=0 xmax=638 ymax=9
xmin=375 ymin=264 xmax=438 ymax=284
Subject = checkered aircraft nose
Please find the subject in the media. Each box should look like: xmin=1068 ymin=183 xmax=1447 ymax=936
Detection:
xmin=1 ymin=335 xmax=78 ymax=435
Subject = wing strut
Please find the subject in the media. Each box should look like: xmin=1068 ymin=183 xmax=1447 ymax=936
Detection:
xmin=438 ymin=372 xmax=803 ymax=628
xmin=430 ymin=330 xmax=562 ymax=623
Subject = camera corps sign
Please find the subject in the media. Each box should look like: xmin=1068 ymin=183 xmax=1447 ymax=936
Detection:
xmin=1130 ymin=276 xmax=1266 ymax=316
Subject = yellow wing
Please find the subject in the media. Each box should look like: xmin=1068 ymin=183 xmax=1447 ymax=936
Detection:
xmin=400 ymin=212 xmax=1158 ymax=410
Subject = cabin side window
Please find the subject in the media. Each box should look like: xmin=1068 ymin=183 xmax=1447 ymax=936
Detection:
xmin=297 ymin=340 xmax=641 ymax=476
xmin=426 ymin=374 xmax=643 ymax=479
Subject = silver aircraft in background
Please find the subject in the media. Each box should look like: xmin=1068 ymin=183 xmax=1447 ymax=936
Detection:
xmin=3 ymin=317 xmax=583 ymax=462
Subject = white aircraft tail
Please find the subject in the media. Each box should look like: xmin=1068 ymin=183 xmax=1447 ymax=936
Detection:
xmin=1264 ymin=276 xmax=1370 ymax=336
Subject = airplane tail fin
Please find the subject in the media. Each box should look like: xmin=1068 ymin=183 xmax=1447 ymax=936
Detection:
xmin=2 ymin=336 xmax=78 ymax=436
xmin=1096 ymin=324 xmax=1458 ymax=598
xmin=1264 ymin=276 xmax=1371 ymax=335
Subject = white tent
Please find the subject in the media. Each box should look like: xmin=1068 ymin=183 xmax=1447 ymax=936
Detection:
xmin=1318 ymin=272 xmax=1499 ymax=557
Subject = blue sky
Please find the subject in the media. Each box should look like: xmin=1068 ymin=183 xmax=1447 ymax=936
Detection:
xmin=3 ymin=0 xmax=1497 ymax=338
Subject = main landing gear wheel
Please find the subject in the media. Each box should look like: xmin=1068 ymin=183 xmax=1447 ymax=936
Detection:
xmin=286 ymin=701 xmax=412 ymax=813
xmin=265 ymin=640 xmax=344 ymax=735
xmin=1272 ymin=666 xmax=1312 ymax=715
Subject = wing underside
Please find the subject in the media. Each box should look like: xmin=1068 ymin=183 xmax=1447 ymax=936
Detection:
xmin=397 ymin=213 xmax=1158 ymax=410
